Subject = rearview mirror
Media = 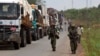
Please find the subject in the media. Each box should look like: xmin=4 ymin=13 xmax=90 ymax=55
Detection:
xmin=21 ymin=7 xmax=24 ymax=15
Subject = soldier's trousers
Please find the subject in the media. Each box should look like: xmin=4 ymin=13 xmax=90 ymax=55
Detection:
xmin=70 ymin=40 xmax=77 ymax=53
xmin=51 ymin=40 xmax=56 ymax=50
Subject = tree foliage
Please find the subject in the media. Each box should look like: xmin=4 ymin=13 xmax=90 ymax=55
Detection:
xmin=64 ymin=5 xmax=100 ymax=22
xmin=28 ymin=0 xmax=37 ymax=4
xmin=28 ymin=0 xmax=42 ymax=4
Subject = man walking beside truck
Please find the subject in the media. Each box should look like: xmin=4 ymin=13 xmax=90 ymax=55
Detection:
xmin=48 ymin=25 xmax=59 ymax=51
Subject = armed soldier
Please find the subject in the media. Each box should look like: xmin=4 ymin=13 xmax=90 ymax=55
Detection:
xmin=68 ymin=24 xmax=78 ymax=54
xmin=48 ymin=25 xmax=59 ymax=51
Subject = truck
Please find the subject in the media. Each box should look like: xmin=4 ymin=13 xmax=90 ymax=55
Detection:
xmin=31 ymin=4 xmax=49 ymax=40
xmin=38 ymin=5 xmax=50 ymax=36
xmin=47 ymin=8 xmax=59 ymax=26
xmin=0 ymin=0 xmax=33 ymax=49
xmin=47 ymin=8 xmax=64 ymax=31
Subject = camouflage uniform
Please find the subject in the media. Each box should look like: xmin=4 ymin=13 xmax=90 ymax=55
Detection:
xmin=48 ymin=25 xmax=59 ymax=51
xmin=68 ymin=25 xmax=78 ymax=54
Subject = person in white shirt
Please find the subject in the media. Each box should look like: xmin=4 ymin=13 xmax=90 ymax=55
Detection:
xmin=77 ymin=25 xmax=84 ymax=43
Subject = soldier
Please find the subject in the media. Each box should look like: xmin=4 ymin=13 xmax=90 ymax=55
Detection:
xmin=48 ymin=25 xmax=59 ymax=51
xmin=68 ymin=24 xmax=78 ymax=54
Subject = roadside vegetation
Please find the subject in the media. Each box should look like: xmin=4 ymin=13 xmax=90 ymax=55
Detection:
xmin=64 ymin=4 xmax=100 ymax=56
xmin=28 ymin=0 xmax=44 ymax=4
xmin=82 ymin=27 xmax=100 ymax=56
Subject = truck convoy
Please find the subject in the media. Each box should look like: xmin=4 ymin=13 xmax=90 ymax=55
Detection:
xmin=0 ymin=0 xmax=64 ymax=50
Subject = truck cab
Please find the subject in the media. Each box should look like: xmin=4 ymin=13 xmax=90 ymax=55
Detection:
xmin=0 ymin=0 xmax=33 ymax=49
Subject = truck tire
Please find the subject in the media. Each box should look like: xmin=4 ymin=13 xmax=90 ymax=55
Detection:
xmin=26 ymin=29 xmax=32 ymax=44
xmin=40 ymin=29 xmax=43 ymax=38
xmin=13 ymin=42 xmax=20 ymax=50
xmin=37 ymin=29 xmax=40 ymax=40
xmin=44 ymin=29 xmax=47 ymax=36
xmin=20 ymin=29 xmax=26 ymax=47
xmin=32 ymin=31 xmax=37 ymax=41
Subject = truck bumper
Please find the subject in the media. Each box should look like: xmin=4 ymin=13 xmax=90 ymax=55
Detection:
xmin=0 ymin=40 xmax=12 ymax=45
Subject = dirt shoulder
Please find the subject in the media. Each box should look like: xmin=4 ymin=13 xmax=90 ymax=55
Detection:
xmin=76 ymin=44 xmax=85 ymax=56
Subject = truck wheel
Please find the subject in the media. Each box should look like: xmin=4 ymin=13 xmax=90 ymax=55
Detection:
xmin=36 ymin=29 xmax=40 ymax=40
xmin=20 ymin=29 xmax=26 ymax=47
xmin=44 ymin=29 xmax=47 ymax=36
xmin=26 ymin=29 xmax=31 ymax=44
xmin=40 ymin=29 xmax=43 ymax=38
xmin=13 ymin=42 xmax=20 ymax=50
xmin=32 ymin=32 xmax=37 ymax=41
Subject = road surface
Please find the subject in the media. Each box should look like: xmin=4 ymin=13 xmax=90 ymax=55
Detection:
xmin=0 ymin=24 xmax=77 ymax=56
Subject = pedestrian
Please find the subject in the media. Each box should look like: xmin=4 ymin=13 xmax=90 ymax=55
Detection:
xmin=64 ymin=21 xmax=67 ymax=25
xmin=68 ymin=19 xmax=72 ymax=25
xmin=77 ymin=25 xmax=84 ymax=43
xmin=68 ymin=24 xmax=78 ymax=54
xmin=64 ymin=21 xmax=67 ymax=31
xmin=48 ymin=25 xmax=59 ymax=51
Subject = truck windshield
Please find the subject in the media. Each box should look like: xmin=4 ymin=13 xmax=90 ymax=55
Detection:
xmin=0 ymin=3 xmax=20 ymax=19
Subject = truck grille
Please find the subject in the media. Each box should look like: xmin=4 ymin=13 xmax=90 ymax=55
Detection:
xmin=0 ymin=25 xmax=12 ymax=40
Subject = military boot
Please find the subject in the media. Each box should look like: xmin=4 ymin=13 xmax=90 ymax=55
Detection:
xmin=52 ymin=47 xmax=56 ymax=51
xmin=72 ymin=51 xmax=76 ymax=54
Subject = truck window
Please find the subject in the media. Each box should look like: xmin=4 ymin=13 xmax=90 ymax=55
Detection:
xmin=0 ymin=3 xmax=20 ymax=19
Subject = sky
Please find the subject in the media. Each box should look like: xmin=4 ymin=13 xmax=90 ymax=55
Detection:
xmin=44 ymin=0 xmax=100 ymax=11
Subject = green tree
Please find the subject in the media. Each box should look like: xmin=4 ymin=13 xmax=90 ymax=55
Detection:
xmin=98 ymin=4 xmax=100 ymax=8
xmin=28 ymin=0 xmax=36 ymax=4
xmin=64 ymin=6 xmax=100 ymax=22
xmin=28 ymin=0 xmax=42 ymax=4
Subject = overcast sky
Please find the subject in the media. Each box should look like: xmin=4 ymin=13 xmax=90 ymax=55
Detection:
xmin=44 ymin=0 xmax=100 ymax=11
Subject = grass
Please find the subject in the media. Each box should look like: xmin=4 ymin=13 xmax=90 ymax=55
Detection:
xmin=81 ymin=28 xmax=100 ymax=56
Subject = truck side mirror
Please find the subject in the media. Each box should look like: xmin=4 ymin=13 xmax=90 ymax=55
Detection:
xmin=21 ymin=7 xmax=24 ymax=15
xmin=17 ymin=4 xmax=20 ymax=16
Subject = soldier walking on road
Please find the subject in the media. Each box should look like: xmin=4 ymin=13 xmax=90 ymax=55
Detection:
xmin=48 ymin=25 xmax=59 ymax=51
xmin=68 ymin=24 xmax=78 ymax=54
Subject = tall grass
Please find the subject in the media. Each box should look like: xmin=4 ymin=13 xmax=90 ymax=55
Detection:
xmin=82 ymin=28 xmax=100 ymax=56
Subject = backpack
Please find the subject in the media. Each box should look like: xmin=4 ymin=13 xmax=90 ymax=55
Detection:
xmin=68 ymin=26 xmax=77 ymax=34
xmin=49 ymin=28 xmax=59 ymax=39
xmin=49 ymin=28 xmax=56 ymax=36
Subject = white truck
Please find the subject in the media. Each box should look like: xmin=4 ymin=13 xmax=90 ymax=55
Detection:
xmin=0 ymin=0 xmax=33 ymax=49
xmin=38 ymin=5 xmax=50 ymax=36
xmin=31 ymin=4 xmax=49 ymax=40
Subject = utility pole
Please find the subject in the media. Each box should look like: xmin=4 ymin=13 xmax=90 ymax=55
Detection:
xmin=86 ymin=0 xmax=89 ymax=26
xmin=86 ymin=0 xmax=90 ymax=41
xmin=72 ymin=0 xmax=74 ymax=9
xmin=71 ymin=0 xmax=74 ymax=20
xmin=90 ymin=0 xmax=92 ymax=7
